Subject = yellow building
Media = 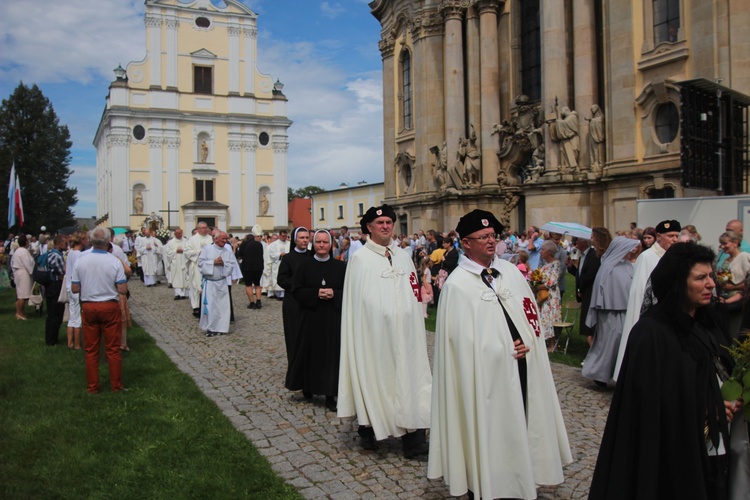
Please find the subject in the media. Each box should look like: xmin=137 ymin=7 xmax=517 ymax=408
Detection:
xmin=369 ymin=0 xmax=750 ymax=233
xmin=311 ymin=182 xmax=385 ymax=231
xmin=94 ymin=0 xmax=291 ymax=232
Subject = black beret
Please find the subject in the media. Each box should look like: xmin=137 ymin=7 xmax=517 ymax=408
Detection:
xmin=655 ymin=219 xmax=681 ymax=234
xmin=455 ymin=209 xmax=504 ymax=239
xmin=360 ymin=204 xmax=397 ymax=234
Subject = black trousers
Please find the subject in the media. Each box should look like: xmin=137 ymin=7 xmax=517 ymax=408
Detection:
xmin=45 ymin=281 xmax=65 ymax=345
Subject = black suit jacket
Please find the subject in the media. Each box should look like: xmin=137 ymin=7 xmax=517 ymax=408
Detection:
xmin=568 ymin=248 xmax=600 ymax=336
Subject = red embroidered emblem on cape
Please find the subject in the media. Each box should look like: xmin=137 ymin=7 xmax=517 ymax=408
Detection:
xmin=409 ymin=271 xmax=422 ymax=302
xmin=523 ymin=297 xmax=541 ymax=337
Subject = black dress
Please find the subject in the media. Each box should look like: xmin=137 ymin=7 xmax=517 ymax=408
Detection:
xmin=285 ymin=257 xmax=346 ymax=396
xmin=589 ymin=304 xmax=733 ymax=500
xmin=277 ymin=249 xmax=312 ymax=373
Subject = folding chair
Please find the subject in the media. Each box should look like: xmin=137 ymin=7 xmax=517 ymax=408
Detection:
xmin=552 ymin=301 xmax=581 ymax=354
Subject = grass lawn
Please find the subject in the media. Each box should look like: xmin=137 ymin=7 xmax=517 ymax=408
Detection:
xmin=0 ymin=289 xmax=301 ymax=499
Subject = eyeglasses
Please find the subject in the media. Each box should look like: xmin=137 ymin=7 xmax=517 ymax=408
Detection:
xmin=464 ymin=233 xmax=498 ymax=242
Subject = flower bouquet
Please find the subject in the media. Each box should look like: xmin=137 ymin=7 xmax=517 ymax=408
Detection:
xmin=527 ymin=268 xmax=549 ymax=305
xmin=721 ymin=334 xmax=750 ymax=419
xmin=155 ymin=228 xmax=171 ymax=244
xmin=716 ymin=268 xmax=733 ymax=284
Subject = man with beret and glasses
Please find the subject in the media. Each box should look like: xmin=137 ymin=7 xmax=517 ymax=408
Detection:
xmin=427 ymin=209 xmax=571 ymax=500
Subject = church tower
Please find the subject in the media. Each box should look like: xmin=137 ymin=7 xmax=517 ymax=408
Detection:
xmin=94 ymin=0 xmax=291 ymax=232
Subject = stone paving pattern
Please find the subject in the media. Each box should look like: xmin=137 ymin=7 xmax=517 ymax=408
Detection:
xmin=129 ymin=280 xmax=612 ymax=499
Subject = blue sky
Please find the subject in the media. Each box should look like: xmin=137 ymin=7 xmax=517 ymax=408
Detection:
xmin=0 ymin=0 xmax=384 ymax=218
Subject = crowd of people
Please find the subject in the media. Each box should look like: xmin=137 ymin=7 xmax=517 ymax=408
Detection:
xmin=3 ymin=207 xmax=749 ymax=498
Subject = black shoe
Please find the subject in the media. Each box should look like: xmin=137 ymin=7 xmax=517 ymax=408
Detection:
xmin=256 ymin=300 xmax=262 ymax=309
xmin=360 ymin=434 xmax=378 ymax=450
xmin=402 ymin=429 xmax=429 ymax=459
xmin=325 ymin=396 xmax=337 ymax=412
xmin=302 ymin=390 xmax=313 ymax=400
xmin=174 ymin=296 xmax=181 ymax=300
xmin=205 ymin=331 xmax=215 ymax=337
xmin=193 ymin=309 xmax=200 ymax=318
xmin=247 ymin=302 xmax=255 ymax=309
xmin=594 ymin=380 xmax=608 ymax=388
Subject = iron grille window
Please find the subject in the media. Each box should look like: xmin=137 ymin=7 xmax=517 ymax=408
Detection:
xmin=194 ymin=66 xmax=213 ymax=95
xmin=681 ymin=81 xmax=750 ymax=196
xmin=195 ymin=180 xmax=214 ymax=201
xmin=401 ymin=51 xmax=413 ymax=130
xmin=520 ymin=0 xmax=541 ymax=101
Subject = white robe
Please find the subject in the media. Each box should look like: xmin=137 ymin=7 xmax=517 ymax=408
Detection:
xmin=337 ymin=239 xmax=432 ymax=440
xmin=185 ymin=233 xmax=213 ymax=308
xmin=267 ymin=239 xmax=290 ymax=293
xmin=165 ymin=237 xmax=189 ymax=290
xmin=613 ymin=242 xmax=665 ymax=381
xmin=136 ymin=236 xmax=162 ymax=277
xmin=428 ymin=256 xmax=572 ymax=499
xmin=198 ymin=243 xmax=236 ymax=333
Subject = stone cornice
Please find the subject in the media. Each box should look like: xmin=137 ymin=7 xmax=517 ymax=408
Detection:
xmin=379 ymin=34 xmax=395 ymax=58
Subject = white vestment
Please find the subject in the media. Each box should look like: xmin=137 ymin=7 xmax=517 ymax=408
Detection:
xmin=165 ymin=237 xmax=189 ymax=291
xmin=185 ymin=233 xmax=213 ymax=308
xmin=427 ymin=256 xmax=572 ymax=499
xmin=613 ymin=242 xmax=666 ymax=381
xmin=337 ymin=239 xmax=432 ymax=440
xmin=198 ymin=243 xmax=236 ymax=333
xmin=267 ymin=239 xmax=290 ymax=294
xmin=136 ymin=236 xmax=162 ymax=277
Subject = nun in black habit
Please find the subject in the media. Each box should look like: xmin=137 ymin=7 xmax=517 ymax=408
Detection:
xmin=589 ymin=243 xmax=741 ymax=500
xmin=286 ymin=229 xmax=346 ymax=411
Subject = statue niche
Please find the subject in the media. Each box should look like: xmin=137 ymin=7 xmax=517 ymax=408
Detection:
xmin=491 ymin=95 xmax=545 ymax=186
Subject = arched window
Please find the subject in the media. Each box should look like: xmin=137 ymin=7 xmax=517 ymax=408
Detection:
xmin=400 ymin=49 xmax=413 ymax=131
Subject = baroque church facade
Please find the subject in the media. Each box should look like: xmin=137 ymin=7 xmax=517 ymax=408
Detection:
xmin=94 ymin=0 xmax=291 ymax=232
xmin=369 ymin=0 xmax=750 ymax=234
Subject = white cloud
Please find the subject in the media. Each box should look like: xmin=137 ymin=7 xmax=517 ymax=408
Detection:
xmin=320 ymin=2 xmax=346 ymax=19
xmin=0 ymin=0 xmax=145 ymax=84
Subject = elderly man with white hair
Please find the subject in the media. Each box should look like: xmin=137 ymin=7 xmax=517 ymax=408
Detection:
xmin=197 ymin=230 xmax=237 ymax=337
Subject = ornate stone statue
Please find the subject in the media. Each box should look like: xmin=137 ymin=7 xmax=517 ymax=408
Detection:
xmin=134 ymin=188 xmax=144 ymax=214
xmin=200 ymin=140 xmax=209 ymax=163
xmin=548 ymin=101 xmax=580 ymax=174
xmin=461 ymin=124 xmax=481 ymax=187
xmin=586 ymin=104 xmax=605 ymax=174
xmin=259 ymin=193 xmax=269 ymax=216
xmin=527 ymin=143 xmax=546 ymax=183
xmin=492 ymin=95 xmax=544 ymax=186
xmin=430 ymin=142 xmax=450 ymax=192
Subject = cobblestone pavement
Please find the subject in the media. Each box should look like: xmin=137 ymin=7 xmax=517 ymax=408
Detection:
xmin=129 ymin=279 xmax=612 ymax=499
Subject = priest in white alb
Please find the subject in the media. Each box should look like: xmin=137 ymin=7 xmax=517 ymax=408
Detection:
xmin=184 ymin=221 xmax=213 ymax=317
xmin=136 ymin=227 xmax=162 ymax=287
xmin=165 ymin=228 xmax=189 ymax=300
xmin=266 ymin=230 xmax=290 ymax=299
xmin=428 ymin=209 xmax=572 ymax=500
xmin=198 ymin=231 xmax=236 ymax=337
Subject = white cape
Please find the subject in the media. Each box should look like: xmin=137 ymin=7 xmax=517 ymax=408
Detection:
xmin=428 ymin=256 xmax=572 ymax=499
xmin=337 ymin=239 xmax=432 ymax=440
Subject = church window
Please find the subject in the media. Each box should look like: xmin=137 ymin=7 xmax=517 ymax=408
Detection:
xmin=258 ymin=131 xmax=270 ymax=146
xmin=195 ymin=17 xmax=211 ymax=29
xmin=195 ymin=179 xmax=214 ymax=201
xmin=337 ymin=205 xmax=344 ymax=219
xmin=520 ymin=0 xmax=541 ymax=101
xmin=655 ymin=102 xmax=679 ymax=144
xmin=132 ymin=125 xmax=145 ymax=141
xmin=653 ymin=0 xmax=679 ymax=45
xmin=194 ymin=66 xmax=213 ymax=95
xmin=400 ymin=50 xmax=413 ymax=130
xmin=358 ymin=203 xmax=364 ymax=217
xmin=319 ymin=207 xmax=325 ymax=221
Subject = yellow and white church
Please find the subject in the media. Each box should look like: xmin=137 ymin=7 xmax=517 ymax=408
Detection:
xmin=94 ymin=0 xmax=291 ymax=232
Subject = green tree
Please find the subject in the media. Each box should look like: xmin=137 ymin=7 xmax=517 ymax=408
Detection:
xmin=287 ymin=185 xmax=325 ymax=202
xmin=0 ymin=82 xmax=77 ymax=234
